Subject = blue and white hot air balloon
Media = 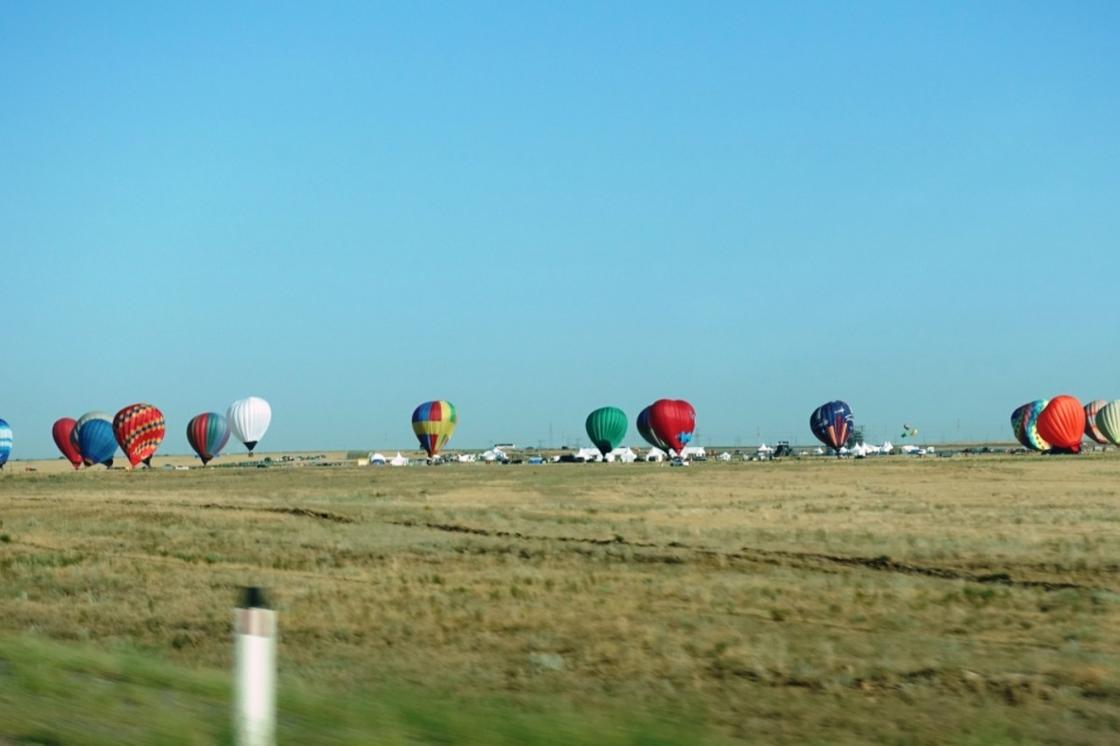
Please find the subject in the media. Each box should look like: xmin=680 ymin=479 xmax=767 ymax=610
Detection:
xmin=75 ymin=411 xmax=117 ymax=468
xmin=0 ymin=419 xmax=12 ymax=469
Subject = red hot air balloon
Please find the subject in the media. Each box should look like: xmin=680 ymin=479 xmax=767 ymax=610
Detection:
xmin=113 ymin=403 xmax=167 ymax=467
xmin=52 ymin=418 xmax=83 ymax=470
xmin=1036 ymin=395 xmax=1084 ymax=454
xmin=648 ymin=399 xmax=696 ymax=456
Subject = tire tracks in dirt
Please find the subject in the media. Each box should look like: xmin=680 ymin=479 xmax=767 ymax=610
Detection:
xmin=389 ymin=520 xmax=1117 ymax=594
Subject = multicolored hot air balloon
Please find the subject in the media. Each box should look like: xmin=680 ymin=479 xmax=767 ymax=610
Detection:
xmin=412 ymin=400 xmax=457 ymax=459
xmin=900 ymin=424 xmax=918 ymax=439
xmin=585 ymin=407 xmax=627 ymax=457
xmin=1084 ymin=400 xmax=1109 ymax=445
xmin=1037 ymin=395 xmax=1083 ymax=454
xmin=0 ymin=419 xmax=11 ymax=470
xmin=75 ymin=411 xmax=117 ymax=467
xmin=228 ymin=397 xmax=271 ymax=454
xmin=52 ymin=418 xmax=83 ymax=469
xmin=1096 ymin=400 xmax=1120 ymax=446
xmin=1021 ymin=399 xmax=1051 ymax=452
xmin=648 ymin=399 xmax=696 ymax=456
xmin=810 ymin=400 xmax=854 ymax=454
xmin=113 ymin=403 xmax=166 ymax=468
xmin=636 ymin=406 xmax=671 ymax=453
xmin=187 ymin=412 xmax=231 ymax=465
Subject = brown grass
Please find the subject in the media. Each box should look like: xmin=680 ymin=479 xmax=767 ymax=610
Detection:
xmin=1 ymin=454 xmax=1118 ymax=743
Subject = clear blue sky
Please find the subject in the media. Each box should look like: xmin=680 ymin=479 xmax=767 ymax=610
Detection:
xmin=2 ymin=2 xmax=1118 ymax=458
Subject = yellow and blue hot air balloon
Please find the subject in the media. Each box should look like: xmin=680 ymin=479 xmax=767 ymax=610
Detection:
xmin=412 ymin=401 xmax=457 ymax=459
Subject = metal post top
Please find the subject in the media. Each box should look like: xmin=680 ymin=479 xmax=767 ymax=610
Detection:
xmin=239 ymin=586 xmax=270 ymax=610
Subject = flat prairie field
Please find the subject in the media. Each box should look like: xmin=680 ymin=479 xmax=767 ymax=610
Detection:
xmin=0 ymin=456 xmax=1118 ymax=745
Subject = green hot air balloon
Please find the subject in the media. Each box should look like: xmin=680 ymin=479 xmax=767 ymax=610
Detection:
xmin=585 ymin=407 xmax=628 ymax=457
xmin=1096 ymin=400 xmax=1120 ymax=446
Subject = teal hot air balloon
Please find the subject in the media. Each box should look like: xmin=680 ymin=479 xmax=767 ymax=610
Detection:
xmin=585 ymin=407 xmax=628 ymax=457
xmin=1022 ymin=399 xmax=1051 ymax=452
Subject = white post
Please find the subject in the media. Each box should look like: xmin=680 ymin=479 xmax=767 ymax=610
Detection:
xmin=234 ymin=587 xmax=276 ymax=746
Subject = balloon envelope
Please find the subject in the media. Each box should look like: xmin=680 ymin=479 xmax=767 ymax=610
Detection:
xmin=1022 ymin=400 xmax=1051 ymax=452
xmin=1036 ymin=395 xmax=1083 ymax=453
xmin=585 ymin=407 xmax=628 ymax=456
xmin=0 ymin=419 xmax=11 ymax=469
xmin=810 ymin=401 xmax=854 ymax=452
xmin=187 ymin=412 xmax=231 ymax=465
xmin=412 ymin=400 xmax=457 ymax=457
xmin=636 ymin=406 xmax=671 ymax=453
xmin=1084 ymin=400 xmax=1109 ymax=445
xmin=1009 ymin=404 xmax=1033 ymax=449
xmin=1096 ymin=401 xmax=1120 ymax=446
xmin=228 ymin=397 xmax=272 ymax=453
xmin=52 ymin=418 xmax=83 ymax=469
xmin=76 ymin=411 xmax=117 ymax=466
xmin=648 ymin=399 xmax=695 ymax=455
xmin=113 ymin=403 xmax=166 ymax=467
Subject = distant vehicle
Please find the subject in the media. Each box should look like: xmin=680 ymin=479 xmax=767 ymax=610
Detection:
xmin=669 ymin=457 xmax=689 ymax=467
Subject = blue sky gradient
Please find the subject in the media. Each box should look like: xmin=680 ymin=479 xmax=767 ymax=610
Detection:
xmin=2 ymin=2 xmax=1118 ymax=457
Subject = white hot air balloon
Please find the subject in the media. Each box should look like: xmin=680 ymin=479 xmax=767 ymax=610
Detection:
xmin=228 ymin=397 xmax=272 ymax=454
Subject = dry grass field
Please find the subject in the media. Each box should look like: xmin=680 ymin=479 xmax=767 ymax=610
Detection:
xmin=0 ymin=455 xmax=1118 ymax=744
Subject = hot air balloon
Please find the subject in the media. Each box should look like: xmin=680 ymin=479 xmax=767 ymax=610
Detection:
xmin=1021 ymin=399 xmax=1051 ymax=452
xmin=75 ymin=411 xmax=117 ymax=467
xmin=1036 ymin=395 xmax=1083 ymax=454
xmin=900 ymin=424 xmax=918 ymax=439
xmin=648 ymin=399 xmax=696 ymax=456
xmin=810 ymin=401 xmax=854 ymax=455
xmin=585 ymin=407 xmax=627 ymax=457
xmin=113 ymin=403 xmax=166 ymax=468
xmin=1096 ymin=401 xmax=1120 ymax=446
xmin=0 ymin=419 xmax=11 ymax=470
xmin=52 ymin=418 xmax=83 ymax=469
xmin=1009 ymin=404 xmax=1033 ymax=449
xmin=636 ymin=406 xmax=671 ymax=453
xmin=1084 ymin=400 xmax=1109 ymax=445
xmin=412 ymin=400 xmax=457 ymax=459
xmin=187 ymin=412 xmax=231 ymax=465
xmin=228 ymin=397 xmax=272 ymax=454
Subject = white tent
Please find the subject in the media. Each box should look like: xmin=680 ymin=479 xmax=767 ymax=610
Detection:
xmin=576 ymin=447 xmax=602 ymax=462
xmin=368 ymin=452 xmax=387 ymax=465
xmin=717 ymin=451 xmax=732 ymax=462
xmin=645 ymin=447 xmax=667 ymax=462
xmin=681 ymin=446 xmax=706 ymax=459
xmin=456 ymin=453 xmax=476 ymax=463
xmin=389 ymin=452 xmax=409 ymax=467
xmin=605 ymin=447 xmax=638 ymax=463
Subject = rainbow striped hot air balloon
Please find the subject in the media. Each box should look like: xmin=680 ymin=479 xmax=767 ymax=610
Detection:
xmin=1085 ymin=400 xmax=1109 ymax=445
xmin=412 ymin=400 xmax=457 ymax=459
xmin=113 ymin=403 xmax=166 ymax=467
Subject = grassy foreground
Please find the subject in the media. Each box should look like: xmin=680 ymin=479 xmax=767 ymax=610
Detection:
xmin=0 ymin=456 xmax=1118 ymax=744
